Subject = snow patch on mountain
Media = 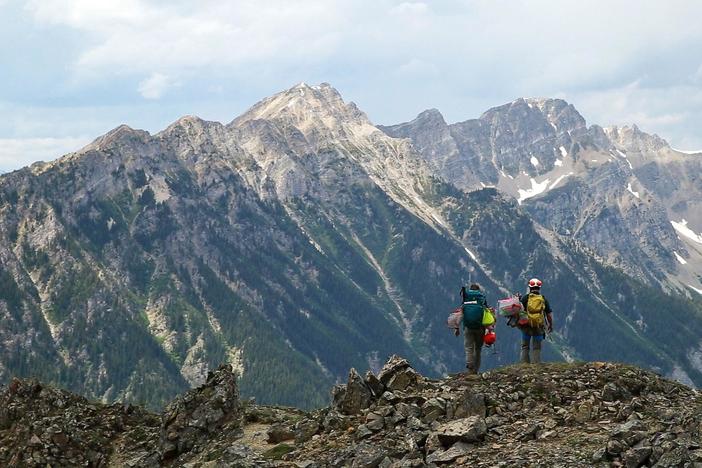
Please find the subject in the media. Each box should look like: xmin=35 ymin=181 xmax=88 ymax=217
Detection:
xmin=614 ymin=149 xmax=634 ymax=169
xmin=559 ymin=146 xmax=568 ymax=158
xmin=671 ymin=219 xmax=702 ymax=244
xmin=627 ymin=183 xmax=640 ymax=199
xmin=530 ymin=156 xmax=540 ymax=167
xmin=517 ymin=178 xmax=550 ymax=204
xmin=688 ymin=284 xmax=702 ymax=295
xmin=464 ymin=247 xmax=477 ymax=261
xmin=672 ymin=148 xmax=702 ymax=155
xmin=674 ymin=251 xmax=687 ymax=265
xmin=549 ymin=172 xmax=573 ymax=190
xmin=554 ymin=159 xmax=563 ymax=167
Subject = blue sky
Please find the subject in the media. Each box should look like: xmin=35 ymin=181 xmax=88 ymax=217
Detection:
xmin=1 ymin=0 xmax=701 ymax=171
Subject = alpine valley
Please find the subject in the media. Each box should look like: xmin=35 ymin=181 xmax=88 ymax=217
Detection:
xmin=0 ymin=83 xmax=701 ymax=409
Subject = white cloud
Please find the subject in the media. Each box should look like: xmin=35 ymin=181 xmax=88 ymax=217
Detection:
xmin=0 ymin=137 xmax=91 ymax=172
xmin=396 ymin=58 xmax=439 ymax=77
xmin=390 ymin=2 xmax=429 ymax=16
xmin=138 ymin=73 xmax=175 ymax=99
xmin=26 ymin=0 xmax=346 ymax=75
xmin=565 ymin=79 xmax=702 ymax=147
xmin=6 ymin=0 xmax=702 ymax=162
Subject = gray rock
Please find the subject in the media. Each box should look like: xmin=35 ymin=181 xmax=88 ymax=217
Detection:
xmin=426 ymin=441 xmax=473 ymax=464
xmin=607 ymin=439 xmax=626 ymax=456
xmin=385 ymin=368 xmax=419 ymax=392
xmin=652 ymin=446 xmax=690 ymax=467
xmin=365 ymin=371 xmax=386 ymax=398
xmin=452 ymin=391 xmax=486 ymax=419
xmin=366 ymin=412 xmax=385 ymax=432
xmin=611 ymin=418 xmax=647 ymax=446
xmin=623 ymin=446 xmax=651 ymax=468
xmin=356 ymin=425 xmax=374 ymax=440
xmin=378 ymin=356 xmax=412 ymax=386
xmin=334 ymin=369 xmax=373 ymax=415
xmin=433 ymin=416 xmax=487 ymax=447
xmin=592 ymin=447 xmax=607 ymax=463
xmin=267 ymin=423 xmax=295 ymax=443
xmin=295 ymin=419 xmax=320 ymax=444
xmin=351 ymin=443 xmax=387 ymax=468
xmin=159 ymin=364 xmax=240 ymax=460
xmin=421 ymin=398 xmax=446 ymax=424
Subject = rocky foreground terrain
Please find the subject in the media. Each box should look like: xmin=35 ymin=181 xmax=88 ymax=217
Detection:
xmin=1 ymin=357 xmax=701 ymax=467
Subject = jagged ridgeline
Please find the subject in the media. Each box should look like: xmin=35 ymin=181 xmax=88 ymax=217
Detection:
xmin=1 ymin=359 xmax=701 ymax=466
xmin=0 ymin=83 xmax=701 ymax=409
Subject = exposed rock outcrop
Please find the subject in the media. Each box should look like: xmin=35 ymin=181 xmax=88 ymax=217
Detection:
xmin=1 ymin=358 xmax=701 ymax=467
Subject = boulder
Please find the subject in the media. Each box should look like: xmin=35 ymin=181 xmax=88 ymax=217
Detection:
xmin=159 ymin=364 xmax=240 ymax=460
xmin=426 ymin=441 xmax=473 ymax=464
xmin=622 ymin=446 xmax=651 ymax=468
xmin=378 ymin=356 xmax=411 ymax=386
xmin=333 ymin=369 xmax=373 ymax=415
xmin=267 ymin=423 xmax=295 ymax=443
xmin=432 ymin=416 xmax=487 ymax=447
xmin=365 ymin=371 xmax=386 ymax=397
xmin=295 ymin=419 xmax=320 ymax=444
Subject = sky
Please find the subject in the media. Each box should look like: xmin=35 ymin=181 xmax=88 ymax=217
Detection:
xmin=1 ymin=0 xmax=701 ymax=171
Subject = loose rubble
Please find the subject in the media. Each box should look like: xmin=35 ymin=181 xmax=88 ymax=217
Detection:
xmin=1 ymin=358 xmax=701 ymax=467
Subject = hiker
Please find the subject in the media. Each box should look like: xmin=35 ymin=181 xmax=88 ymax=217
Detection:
xmin=457 ymin=283 xmax=489 ymax=374
xmin=519 ymin=278 xmax=553 ymax=364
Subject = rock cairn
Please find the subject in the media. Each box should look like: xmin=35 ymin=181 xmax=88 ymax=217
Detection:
xmin=0 ymin=358 xmax=700 ymax=467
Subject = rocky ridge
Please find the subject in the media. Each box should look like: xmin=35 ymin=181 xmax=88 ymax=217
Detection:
xmin=2 ymin=358 xmax=701 ymax=467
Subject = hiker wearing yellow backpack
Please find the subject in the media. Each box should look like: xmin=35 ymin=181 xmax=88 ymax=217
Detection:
xmin=519 ymin=278 xmax=553 ymax=364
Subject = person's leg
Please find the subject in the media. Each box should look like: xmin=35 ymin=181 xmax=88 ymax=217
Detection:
xmin=464 ymin=326 xmax=474 ymax=371
xmin=520 ymin=330 xmax=531 ymax=364
xmin=474 ymin=329 xmax=483 ymax=373
xmin=532 ymin=333 xmax=544 ymax=364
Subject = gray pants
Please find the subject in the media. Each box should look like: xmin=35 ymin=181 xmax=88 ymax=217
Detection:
xmin=464 ymin=327 xmax=484 ymax=374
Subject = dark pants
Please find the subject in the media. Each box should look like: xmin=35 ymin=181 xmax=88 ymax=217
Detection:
xmin=464 ymin=327 xmax=484 ymax=374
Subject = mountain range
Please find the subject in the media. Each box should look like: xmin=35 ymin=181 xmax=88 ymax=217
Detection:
xmin=0 ymin=82 xmax=700 ymax=408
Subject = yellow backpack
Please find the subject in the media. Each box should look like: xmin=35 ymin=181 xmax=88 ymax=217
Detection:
xmin=526 ymin=294 xmax=545 ymax=328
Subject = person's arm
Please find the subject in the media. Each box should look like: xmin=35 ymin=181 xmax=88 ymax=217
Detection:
xmin=481 ymin=294 xmax=489 ymax=308
xmin=545 ymin=298 xmax=553 ymax=332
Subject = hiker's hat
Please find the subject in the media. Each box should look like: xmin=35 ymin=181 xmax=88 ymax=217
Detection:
xmin=528 ymin=278 xmax=542 ymax=289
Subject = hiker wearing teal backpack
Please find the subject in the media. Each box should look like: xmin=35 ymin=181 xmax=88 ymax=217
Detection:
xmin=458 ymin=284 xmax=490 ymax=374
xmin=519 ymin=278 xmax=553 ymax=364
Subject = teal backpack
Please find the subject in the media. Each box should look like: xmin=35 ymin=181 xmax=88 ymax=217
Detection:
xmin=462 ymin=288 xmax=486 ymax=329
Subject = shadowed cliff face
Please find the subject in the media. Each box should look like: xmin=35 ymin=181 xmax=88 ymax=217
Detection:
xmin=0 ymin=83 xmax=701 ymax=412
xmin=1 ymin=359 xmax=701 ymax=467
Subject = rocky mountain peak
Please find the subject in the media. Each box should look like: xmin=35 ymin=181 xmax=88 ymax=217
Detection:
xmin=605 ymin=125 xmax=670 ymax=153
xmin=84 ymin=124 xmax=151 ymax=152
xmin=480 ymin=97 xmax=587 ymax=135
xmin=414 ymin=108 xmax=447 ymax=126
xmin=230 ymin=82 xmax=371 ymax=136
